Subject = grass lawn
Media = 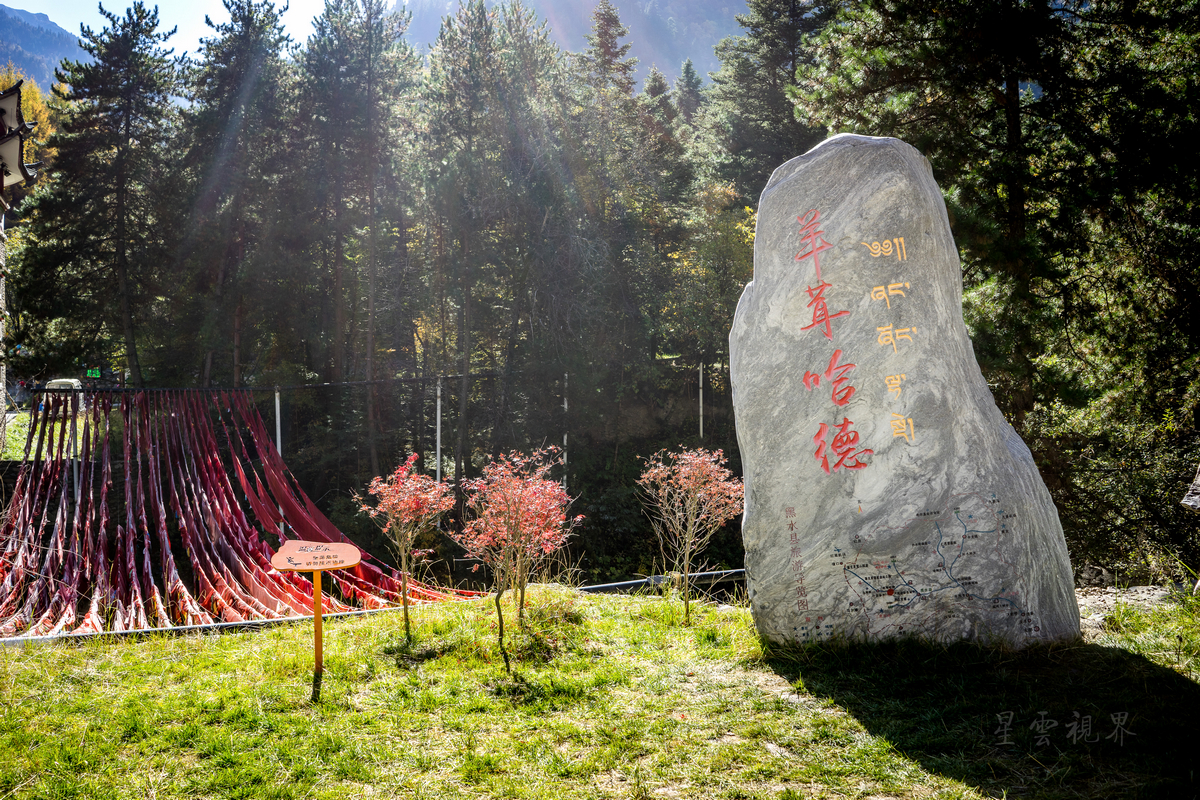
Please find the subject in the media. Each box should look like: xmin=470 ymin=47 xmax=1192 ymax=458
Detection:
xmin=2 ymin=412 xmax=33 ymax=461
xmin=0 ymin=586 xmax=1197 ymax=799
xmin=1 ymin=412 xmax=90 ymax=462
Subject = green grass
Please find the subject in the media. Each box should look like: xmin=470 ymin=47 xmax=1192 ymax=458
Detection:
xmin=1 ymin=412 xmax=89 ymax=461
xmin=1 ymin=412 xmax=31 ymax=460
xmin=0 ymin=587 xmax=1197 ymax=799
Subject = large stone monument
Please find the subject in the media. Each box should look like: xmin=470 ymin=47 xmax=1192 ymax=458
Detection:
xmin=730 ymin=134 xmax=1080 ymax=646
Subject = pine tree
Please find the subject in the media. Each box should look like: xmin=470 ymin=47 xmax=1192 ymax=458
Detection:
xmin=795 ymin=0 xmax=1200 ymax=568
xmin=793 ymin=0 xmax=1084 ymax=427
xmin=673 ymin=58 xmax=702 ymax=125
xmin=15 ymin=2 xmax=181 ymax=385
xmin=703 ymin=0 xmax=830 ymax=200
xmin=422 ymin=0 xmax=502 ymax=484
xmin=580 ymin=0 xmax=637 ymax=97
xmin=175 ymin=0 xmax=292 ymax=388
xmin=574 ymin=0 xmax=641 ymax=226
xmin=642 ymin=65 xmax=674 ymax=120
xmin=299 ymin=0 xmax=413 ymax=380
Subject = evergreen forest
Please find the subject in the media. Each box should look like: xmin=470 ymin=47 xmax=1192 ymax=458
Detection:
xmin=3 ymin=0 xmax=1198 ymax=585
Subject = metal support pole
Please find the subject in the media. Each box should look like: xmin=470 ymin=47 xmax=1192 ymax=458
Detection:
xmin=311 ymin=569 xmax=323 ymax=703
xmin=70 ymin=394 xmax=80 ymax=505
xmin=275 ymin=386 xmax=283 ymax=537
xmin=563 ymin=372 xmax=568 ymax=492
xmin=436 ymin=377 xmax=442 ymax=483
xmin=699 ymin=363 xmax=704 ymax=440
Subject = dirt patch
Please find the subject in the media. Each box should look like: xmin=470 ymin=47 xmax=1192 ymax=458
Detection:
xmin=1076 ymin=585 xmax=1186 ymax=636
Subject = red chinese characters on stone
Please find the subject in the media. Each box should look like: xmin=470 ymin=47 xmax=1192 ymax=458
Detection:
xmin=802 ymin=349 xmax=856 ymax=407
xmin=794 ymin=208 xmax=871 ymax=476
xmin=800 ymin=281 xmax=850 ymax=340
xmin=813 ymin=417 xmax=873 ymax=474
xmin=795 ymin=209 xmax=833 ymax=281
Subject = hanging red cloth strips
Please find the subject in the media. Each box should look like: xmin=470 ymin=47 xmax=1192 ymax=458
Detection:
xmin=0 ymin=388 xmax=477 ymax=639
xmin=228 ymin=392 xmax=479 ymax=604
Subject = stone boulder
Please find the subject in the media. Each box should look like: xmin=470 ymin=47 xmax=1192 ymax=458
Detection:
xmin=729 ymin=134 xmax=1080 ymax=646
xmin=1182 ymin=462 xmax=1200 ymax=513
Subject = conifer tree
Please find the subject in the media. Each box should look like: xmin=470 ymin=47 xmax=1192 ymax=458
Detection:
xmin=16 ymin=2 xmax=181 ymax=385
xmin=642 ymin=65 xmax=674 ymax=122
xmin=580 ymin=0 xmax=637 ymax=97
xmin=793 ymin=0 xmax=1083 ymax=427
xmin=673 ymin=58 xmax=703 ymax=126
xmin=704 ymin=0 xmax=829 ymax=199
xmin=794 ymin=0 xmax=1200 ymax=569
xmin=575 ymin=0 xmax=640 ymax=226
xmin=176 ymin=0 xmax=292 ymax=388
xmin=422 ymin=0 xmax=502 ymax=484
xmin=298 ymin=2 xmax=412 ymax=363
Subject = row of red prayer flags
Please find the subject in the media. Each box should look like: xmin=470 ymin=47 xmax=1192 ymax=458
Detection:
xmin=0 ymin=391 xmax=477 ymax=638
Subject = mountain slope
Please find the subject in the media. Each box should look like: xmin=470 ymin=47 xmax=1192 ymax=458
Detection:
xmin=399 ymin=0 xmax=748 ymax=85
xmin=0 ymin=4 xmax=89 ymax=90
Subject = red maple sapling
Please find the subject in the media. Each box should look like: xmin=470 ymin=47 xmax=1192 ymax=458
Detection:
xmin=360 ymin=453 xmax=454 ymax=641
xmin=452 ymin=447 xmax=581 ymax=672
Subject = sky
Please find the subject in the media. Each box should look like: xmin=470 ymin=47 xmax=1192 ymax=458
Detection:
xmin=5 ymin=0 xmax=332 ymax=56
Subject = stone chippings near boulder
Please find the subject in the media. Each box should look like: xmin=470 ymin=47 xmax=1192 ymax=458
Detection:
xmin=729 ymin=134 xmax=1080 ymax=646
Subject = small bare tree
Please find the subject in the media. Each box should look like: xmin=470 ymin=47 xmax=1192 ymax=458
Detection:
xmin=638 ymin=448 xmax=743 ymax=625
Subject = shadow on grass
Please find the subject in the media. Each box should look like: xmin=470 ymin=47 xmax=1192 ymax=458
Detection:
xmin=766 ymin=638 xmax=1200 ymax=799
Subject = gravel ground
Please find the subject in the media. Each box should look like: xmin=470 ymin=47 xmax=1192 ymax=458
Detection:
xmin=1076 ymin=585 xmax=1192 ymax=636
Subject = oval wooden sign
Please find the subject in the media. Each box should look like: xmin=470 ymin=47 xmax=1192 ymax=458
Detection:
xmin=271 ymin=540 xmax=361 ymax=572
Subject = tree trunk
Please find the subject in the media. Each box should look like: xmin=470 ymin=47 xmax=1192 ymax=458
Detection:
xmin=494 ymin=561 xmax=510 ymax=673
xmin=1004 ymin=68 xmax=1035 ymax=428
xmin=492 ymin=296 xmax=523 ymax=455
xmin=232 ymin=299 xmax=243 ymax=387
xmin=401 ymin=543 xmax=411 ymax=642
xmin=365 ymin=25 xmax=381 ymax=479
xmin=201 ymin=221 xmax=237 ymax=387
xmin=456 ymin=239 xmax=471 ymax=486
xmin=332 ymin=183 xmax=347 ymax=383
xmin=115 ymin=201 xmax=143 ymax=387
xmin=366 ymin=197 xmax=379 ymax=477
xmin=116 ymin=101 xmax=143 ymax=387
xmin=1004 ymin=69 xmax=1026 ymax=244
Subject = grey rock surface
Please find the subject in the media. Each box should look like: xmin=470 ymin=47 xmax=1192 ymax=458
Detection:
xmin=729 ymin=134 xmax=1080 ymax=646
xmin=1182 ymin=462 xmax=1200 ymax=512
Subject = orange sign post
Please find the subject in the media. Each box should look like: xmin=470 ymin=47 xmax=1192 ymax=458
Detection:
xmin=271 ymin=540 xmax=362 ymax=702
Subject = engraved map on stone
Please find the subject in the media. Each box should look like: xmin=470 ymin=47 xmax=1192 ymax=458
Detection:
xmin=788 ymin=492 xmax=1044 ymax=643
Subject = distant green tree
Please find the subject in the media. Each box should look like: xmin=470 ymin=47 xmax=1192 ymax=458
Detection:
xmin=579 ymin=0 xmax=637 ymax=98
xmin=574 ymin=0 xmax=687 ymax=371
xmin=574 ymin=0 xmax=640 ymax=227
xmin=702 ymin=0 xmax=830 ymax=200
xmin=641 ymin=65 xmax=675 ymax=123
xmin=638 ymin=64 xmax=689 ymax=204
xmin=173 ymin=0 xmax=292 ymax=388
xmin=793 ymin=0 xmax=1088 ymax=428
xmin=484 ymin=1 xmax=586 ymax=455
xmin=660 ymin=184 xmax=754 ymax=367
xmin=673 ymin=58 xmax=703 ymax=126
xmin=14 ymin=2 xmax=181 ymax=384
xmin=794 ymin=0 xmax=1200 ymax=574
xmin=299 ymin=0 xmax=410 ymax=385
xmin=291 ymin=0 xmax=417 ymax=473
xmin=416 ymin=0 xmax=599 ymax=468
xmin=422 ymin=0 xmax=503 ymax=485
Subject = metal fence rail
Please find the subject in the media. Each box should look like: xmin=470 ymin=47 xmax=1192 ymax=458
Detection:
xmin=578 ymin=569 xmax=746 ymax=595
